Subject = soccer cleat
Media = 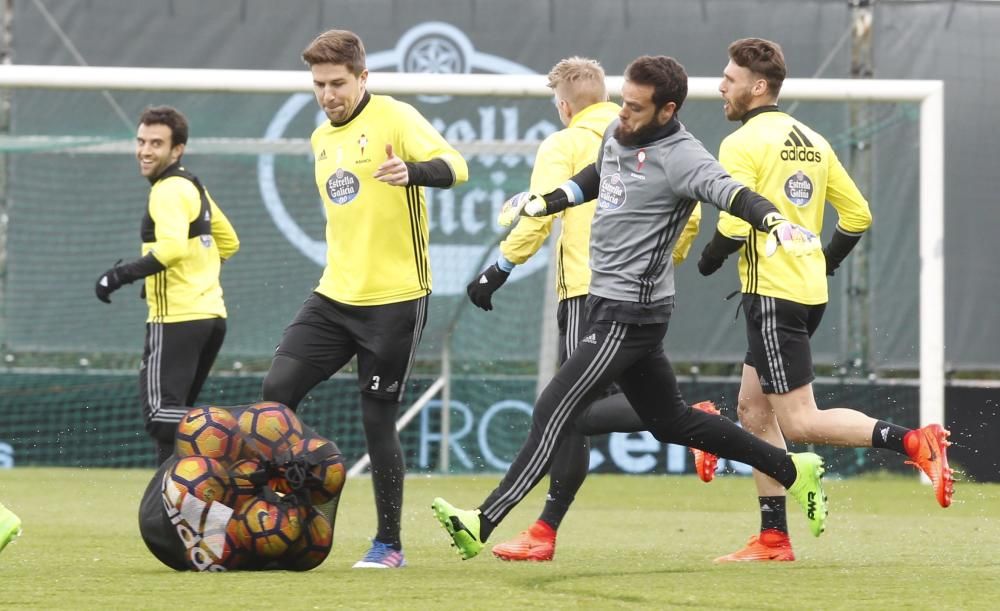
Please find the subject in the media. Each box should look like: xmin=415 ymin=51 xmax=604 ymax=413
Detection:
xmin=904 ymin=423 xmax=955 ymax=508
xmin=352 ymin=540 xmax=406 ymax=568
xmin=786 ymin=452 xmax=828 ymax=537
xmin=714 ymin=529 xmax=795 ymax=563
xmin=689 ymin=401 xmax=721 ymax=482
xmin=0 ymin=502 xmax=22 ymax=554
xmin=431 ymin=497 xmax=484 ymax=560
xmin=491 ymin=520 xmax=556 ymax=561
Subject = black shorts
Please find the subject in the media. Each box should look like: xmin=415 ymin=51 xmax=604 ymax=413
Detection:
xmin=274 ymin=292 xmax=428 ymax=402
xmin=742 ymin=294 xmax=826 ymax=395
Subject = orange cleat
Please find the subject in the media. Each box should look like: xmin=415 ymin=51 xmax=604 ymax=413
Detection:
xmin=689 ymin=401 xmax=721 ymax=482
xmin=904 ymin=423 xmax=955 ymax=508
xmin=714 ymin=529 xmax=795 ymax=563
xmin=491 ymin=520 xmax=556 ymax=562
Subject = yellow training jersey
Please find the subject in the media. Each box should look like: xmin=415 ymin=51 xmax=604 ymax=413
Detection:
xmin=311 ymin=94 xmax=468 ymax=305
xmin=717 ymin=108 xmax=872 ymax=304
xmin=142 ymin=168 xmax=239 ymax=323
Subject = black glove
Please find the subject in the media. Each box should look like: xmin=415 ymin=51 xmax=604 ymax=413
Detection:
xmin=697 ymin=230 xmax=744 ymax=277
xmin=95 ymin=260 xmax=124 ymax=304
xmin=823 ymin=229 xmax=864 ymax=277
xmin=466 ymin=263 xmax=510 ymax=311
xmin=95 ymin=253 xmax=166 ymax=304
xmin=697 ymin=254 xmax=725 ymax=276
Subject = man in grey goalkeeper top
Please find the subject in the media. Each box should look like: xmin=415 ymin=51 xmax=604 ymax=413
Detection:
xmin=432 ymin=55 xmax=828 ymax=560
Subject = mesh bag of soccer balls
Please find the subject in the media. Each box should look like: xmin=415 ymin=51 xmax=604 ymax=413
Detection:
xmin=139 ymin=402 xmax=346 ymax=571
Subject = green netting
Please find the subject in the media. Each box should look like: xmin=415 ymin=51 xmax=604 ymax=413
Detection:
xmin=0 ymin=369 xmax=919 ymax=478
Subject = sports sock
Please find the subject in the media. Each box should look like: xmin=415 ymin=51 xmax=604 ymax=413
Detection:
xmin=538 ymin=430 xmax=589 ymax=531
xmin=479 ymin=513 xmax=497 ymax=542
xmin=759 ymin=496 xmax=788 ymax=533
xmin=361 ymin=395 xmax=404 ymax=549
xmin=871 ymin=420 xmax=908 ymax=454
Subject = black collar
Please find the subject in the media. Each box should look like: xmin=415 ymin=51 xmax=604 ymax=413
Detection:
xmin=635 ymin=115 xmax=681 ymax=147
xmin=740 ymin=105 xmax=781 ymax=124
xmin=331 ymin=90 xmax=371 ymax=127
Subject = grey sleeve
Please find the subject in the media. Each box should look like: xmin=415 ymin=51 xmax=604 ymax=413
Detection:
xmin=663 ymin=140 xmax=744 ymax=212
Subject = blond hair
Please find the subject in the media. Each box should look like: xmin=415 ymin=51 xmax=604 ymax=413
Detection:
xmin=547 ymin=57 xmax=607 ymax=112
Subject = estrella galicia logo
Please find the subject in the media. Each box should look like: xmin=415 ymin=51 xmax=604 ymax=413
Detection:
xmin=326 ymin=168 xmax=361 ymax=205
xmin=783 ymin=170 xmax=813 ymax=207
xmin=598 ymin=173 xmax=627 ymax=210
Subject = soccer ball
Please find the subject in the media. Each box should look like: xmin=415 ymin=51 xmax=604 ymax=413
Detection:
xmin=286 ymin=437 xmax=346 ymax=505
xmin=282 ymin=506 xmax=333 ymax=571
xmin=237 ymin=402 xmax=305 ymax=461
xmin=227 ymin=458 xmax=267 ymax=510
xmin=234 ymin=495 xmax=303 ymax=559
xmin=167 ymin=456 xmax=229 ymax=504
xmin=175 ymin=406 xmax=244 ymax=464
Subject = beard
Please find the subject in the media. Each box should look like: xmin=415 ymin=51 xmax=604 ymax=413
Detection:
xmin=724 ymin=88 xmax=754 ymax=121
xmin=614 ymin=117 xmax=668 ymax=147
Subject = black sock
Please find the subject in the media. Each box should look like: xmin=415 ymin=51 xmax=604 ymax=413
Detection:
xmin=759 ymin=496 xmax=788 ymax=533
xmin=479 ymin=513 xmax=496 ymax=542
xmin=539 ymin=498 xmax=571 ymax=531
xmin=871 ymin=420 xmax=909 ymax=454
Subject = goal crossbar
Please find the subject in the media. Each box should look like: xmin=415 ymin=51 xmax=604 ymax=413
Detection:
xmin=0 ymin=65 xmax=945 ymax=427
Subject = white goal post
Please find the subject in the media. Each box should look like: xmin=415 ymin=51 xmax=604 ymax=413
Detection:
xmin=0 ymin=65 xmax=945 ymax=429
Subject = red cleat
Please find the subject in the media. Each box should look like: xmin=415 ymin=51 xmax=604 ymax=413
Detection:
xmin=904 ymin=423 xmax=955 ymax=508
xmin=714 ymin=529 xmax=795 ymax=563
xmin=689 ymin=401 xmax=721 ymax=482
xmin=491 ymin=520 xmax=556 ymax=561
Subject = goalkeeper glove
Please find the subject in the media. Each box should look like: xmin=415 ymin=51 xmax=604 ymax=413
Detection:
xmin=497 ymin=188 xmax=573 ymax=227
xmin=95 ymin=260 xmax=124 ymax=304
xmin=763 ymin=213 xmax=820 ymax=258
xmin=466 ymin=263 xmax=510 ymax=311
xmin=497 ymin=192 xmax=546 ymax=227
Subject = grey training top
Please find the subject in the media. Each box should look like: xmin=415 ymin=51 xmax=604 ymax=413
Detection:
xmin=588 ymin=120 xmax=744 ymax=305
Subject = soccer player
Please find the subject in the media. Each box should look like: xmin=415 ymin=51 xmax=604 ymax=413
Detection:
xmin=94 ymin=106 xmax=239 ymax=465
xmin=0 ymin=501 xmax=20 ymax=554
xmin=432 ymin=55 xmax=830 ymax=561
xmin=260 ymin=29 xmax=468 ymax=569
xmin=699 ymin=38 xmax=954 ymax=563
xmin=467 ymin=56 xmax=713 ymax=562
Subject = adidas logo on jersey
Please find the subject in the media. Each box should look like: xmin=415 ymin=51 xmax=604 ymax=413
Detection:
xmin=581 ymin=333 xmax=598 ymax=345
xmin=780 ymin=125 xmax=822 ymax=162
xmin=318 ymin=149 xmax=327 ymax=161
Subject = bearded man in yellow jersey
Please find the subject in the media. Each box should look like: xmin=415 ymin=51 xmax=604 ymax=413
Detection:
xmin=94 ymin=106 xmax=240 ymax=465
xmin=698 ymin=38 xmax=954 ymax=563
xmin=467 ymin=57 xmax=709 ymax=561
xmin=261 ymin=29 xmax=468 ymax=569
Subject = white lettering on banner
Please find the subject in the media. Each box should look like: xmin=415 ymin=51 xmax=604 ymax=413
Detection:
xmin=419 ymin=399 xmax=474 ymax=469
xmin=417 ymin=400 xmax=753 ymax=475
xmin=608 ymin=432 xmax=660 ymax=473
xmin=478 ymin=400 xmax=534 ymax=470
xmin=0 ymin=442 xmax=12 ymax=468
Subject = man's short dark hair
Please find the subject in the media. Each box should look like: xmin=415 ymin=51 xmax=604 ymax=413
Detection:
xmin=624 ymin=55 xmax=688 ymax=113
xmin=302 ymin=29 xmax=367 ymax=76
xmin=137 ymin=105 xmax=189 ymax=147
xmin=728 ymin=38 xmax=787 ymax=97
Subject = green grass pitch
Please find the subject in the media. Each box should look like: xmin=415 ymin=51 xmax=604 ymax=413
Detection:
xmin=1 ymin=468 xmax=998 ymax=610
